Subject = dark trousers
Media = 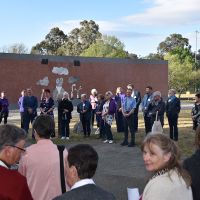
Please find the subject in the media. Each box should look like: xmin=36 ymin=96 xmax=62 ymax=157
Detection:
xmin=133 ymin=108 xmax=139 ymax=132
xmin=0 ymin=111 xmax=8 ymax=124
xmin=104 ymin=122 xmax=113 ymax=140
xmin=81 ymin=117 xmax=91 ymax=136
xmin=91 ymin=109 xmax=96 ymax=127
xmin=58 ymin=111 xmax=62 ymax=137
xmin=115 ymin=111 xmax=124 ymax=132
xmin=20 ymin=112 xmax=25 ymax=129
xmin=123 ymin=114 xmax=135 ymax=144
xmin=144 ymin=115 xmax=152 ymax=134
xmin=61 ymin=120 xmax=70 ymax=137
xmin=168 ymin=115 xmax=178 ymax=141
xmin=23 ymin=112 xmax=36 ymax=134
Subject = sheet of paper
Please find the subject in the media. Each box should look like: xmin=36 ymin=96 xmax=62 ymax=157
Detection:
xmin=127 ymin=187 xmax=140 ymax=200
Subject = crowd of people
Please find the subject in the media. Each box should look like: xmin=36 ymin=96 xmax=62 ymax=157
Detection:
xmin=0 ymin=114 xmax=200 ymax=199
xmin=1 ymin=84 xmax=198 ymax=145
xmin=1 ymin=85 xmax=200 ymax=199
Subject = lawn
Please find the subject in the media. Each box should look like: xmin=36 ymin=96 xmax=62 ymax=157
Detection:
xmin=10 ymin=109 xmax=196 ymax=157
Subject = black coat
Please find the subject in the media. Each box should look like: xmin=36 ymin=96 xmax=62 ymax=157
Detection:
xmin=58 ymin=99 xmax=73 ymax=121
xmin=166 ymin=96 xmax=181 ymax=117
xmin=147 ymin=99 xmax=165 ymax=126
xmin=183 ymin=149 xmax=200 ymax=200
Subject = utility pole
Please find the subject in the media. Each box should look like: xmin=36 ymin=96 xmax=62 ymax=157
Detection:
xmin=195 ymin=30 xmax=199 ymax=63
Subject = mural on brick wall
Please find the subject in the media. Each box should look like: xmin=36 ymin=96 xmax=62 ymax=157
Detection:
xmin=36 ymin=76 xmax=49 ymax=86
xmin=36 ymin=66 xmax=82 ymax=101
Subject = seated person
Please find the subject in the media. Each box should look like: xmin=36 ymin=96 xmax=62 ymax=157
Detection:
xmin=0 ymin=124 xmax=33 ymax=200
xmin=54 ymin=144 xmax=116 ymax=200
xmin=183 ymin=125 xmax=200 ymax=200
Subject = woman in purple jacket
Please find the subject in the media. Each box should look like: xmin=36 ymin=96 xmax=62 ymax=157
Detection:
xmin=102 ymin=91 xmax=116 ymax=144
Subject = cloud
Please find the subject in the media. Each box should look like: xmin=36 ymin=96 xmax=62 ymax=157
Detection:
xmin=52 ymin=67 xmax=69 ymax=75
xmin=36 ymin=76 xmax=49 ymax=86
xmin=123 ymin=0 xmax=200 ymax=26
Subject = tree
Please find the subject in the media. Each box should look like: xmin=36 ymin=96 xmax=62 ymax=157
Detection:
xmin=1 ymin=43 xmax=29 ymax=54
xmin=80 ymin=35 xmax=128 ymax=58
xmin=164 ymin=48 xmax=194 ymax=96
xmin=158 ymin=33 xmax=190 ymax=56
xmin=144 ymin=53 xmax=163 ymax=60
xmin=31 ymin=27 xmax=67 ymax=55
xmin=58 ymin=20 xmax=102 ymax=56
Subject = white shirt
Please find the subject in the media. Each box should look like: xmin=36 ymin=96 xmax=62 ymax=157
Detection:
xmin=71 ymin=179 xmax=95 ymax=190
xmin=0 ymin=160 xmax=8 ymax=168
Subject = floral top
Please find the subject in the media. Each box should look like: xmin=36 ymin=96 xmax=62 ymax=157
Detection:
xmin=102 ymin=100 xmax=114 ymax=125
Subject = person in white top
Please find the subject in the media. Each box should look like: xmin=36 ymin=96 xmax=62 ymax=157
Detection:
xmin=141 ymin=133 xmax=193 ymax=200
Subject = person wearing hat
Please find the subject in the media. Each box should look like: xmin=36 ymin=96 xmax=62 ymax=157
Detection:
xmin=0 ymin=124 xmax=33 ymax=199
xmin=146 ymin=91 xmax=165 ymax=132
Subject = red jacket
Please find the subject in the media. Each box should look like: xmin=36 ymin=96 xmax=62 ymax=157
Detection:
xmin=0 ymin=166 xmax=33 ymax=200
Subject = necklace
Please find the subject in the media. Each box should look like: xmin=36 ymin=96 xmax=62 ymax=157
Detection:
xmin=151 ymin=168 xmax=169 ymax=180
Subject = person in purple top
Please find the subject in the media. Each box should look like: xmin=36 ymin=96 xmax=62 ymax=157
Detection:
xmin=0 ymin=91 xmax=9 ymax=124
xmin=18 ymin=89 xmax=27 ymax=129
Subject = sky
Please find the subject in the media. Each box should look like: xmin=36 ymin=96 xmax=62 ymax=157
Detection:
xmin=0 ymin=0 xmax=200 ymax=57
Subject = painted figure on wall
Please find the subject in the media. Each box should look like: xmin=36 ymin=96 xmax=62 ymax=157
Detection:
xmin=53 ymin=78 xmax=65 ymax=102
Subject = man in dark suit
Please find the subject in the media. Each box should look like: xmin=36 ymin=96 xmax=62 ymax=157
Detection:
xmin=0 ymin=124 xmax=33 ymax=200
xmin=54 ymin=144 xmax=116 ymax=200
xmin=166 ymin=89 xmax=181 ymax=141
xmin=127 ymin=84 xmax=141 ymax=132
xmin=77 ymin=94 xmax=92 ymax=137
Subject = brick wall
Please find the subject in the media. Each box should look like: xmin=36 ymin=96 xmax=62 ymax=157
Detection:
xmin=0 ymin=53 xmax=168 ymax=104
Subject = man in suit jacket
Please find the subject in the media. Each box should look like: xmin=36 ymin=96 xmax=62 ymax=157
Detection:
xmin=77 ymin=94 xmax=92 ymax=137
xmin=54 ymin=144 xmax=116 ymax=200
xmin=166 ymin=89 xmax=181 ymax=141
xmin=127 ymin=84 xmax=141 ymax=132
xmin=0 ymin=124 xmax=33 ymax=200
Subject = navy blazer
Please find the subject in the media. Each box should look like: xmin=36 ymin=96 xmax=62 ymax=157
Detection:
xmin=77 ymin=100 xmax=92 ymax=121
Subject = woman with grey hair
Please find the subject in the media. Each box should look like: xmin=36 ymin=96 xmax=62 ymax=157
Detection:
xmin=58 ymin=92 xmax=73 ymax=139
xmin=0 ymin=124 xmax=33 ymax=199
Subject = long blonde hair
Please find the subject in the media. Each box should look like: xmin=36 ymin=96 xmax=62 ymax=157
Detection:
xmin=141 ymin=134 xmax=191 ymax=187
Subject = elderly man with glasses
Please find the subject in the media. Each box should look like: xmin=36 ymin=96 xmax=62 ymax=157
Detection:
xmin=0 ymin=124 xmax=33 ymax=199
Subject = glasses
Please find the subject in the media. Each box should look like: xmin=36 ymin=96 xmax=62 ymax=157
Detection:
xmin=6 ymin=145 xmax=26 ymax=152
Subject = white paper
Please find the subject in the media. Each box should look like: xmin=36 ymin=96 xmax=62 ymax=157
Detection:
xmin=127 ymin=187 xmax=140 ymax=200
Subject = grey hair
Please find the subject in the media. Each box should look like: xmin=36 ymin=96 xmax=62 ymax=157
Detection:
xmin=63 ymin=91 xmax=69 ymax=98
xmin=169 ymin=89 xmax=176 ymax=94
xmin=91 ymin=89 xmax=97 ymax=94
xmin=0 ymin=124 xmax=27 ymax=150
xmin=81 ymin=94 xmax=87 ymax=98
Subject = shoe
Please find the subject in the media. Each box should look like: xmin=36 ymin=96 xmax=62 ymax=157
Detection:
xmin=95 ymin=128 xmax=100 ymax=135
xmin=109 ymin=140 xmax=113 ymax=144
xmin=128 ymin=143 xmax=136 ymax=147
xmin=66 ymin=137 xmax=69 ymax=140
xmin=120 ymin=141 xmax=128 ymax=146
xmin=103 ymin=140 xmax=108 ymax=143
xmin=61 ymin=137 xmax=65 ymax=140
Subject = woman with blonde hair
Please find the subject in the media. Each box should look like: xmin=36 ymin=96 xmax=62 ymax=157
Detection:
xmin=141 ymin=133 xmax=192 ymax=200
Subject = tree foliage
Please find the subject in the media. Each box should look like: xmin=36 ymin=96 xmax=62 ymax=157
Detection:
xmin=58 ymin=20 xmax=101 ymax=56
xmin=1 ymin=43 xmax=29 ymax=54
xmin=80 ymin=35 xmax=128 ymax=58
xmin=164 ymin=48 xmax=194 ymax=95
xmin=31 ymin=27 xmax=67 ymax=55
xmin=158 ymin=33 xmax=190 ymax=56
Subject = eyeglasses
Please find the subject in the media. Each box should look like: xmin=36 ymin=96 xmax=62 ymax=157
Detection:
xmin=5 ymin=145 xmax=26 ymax=152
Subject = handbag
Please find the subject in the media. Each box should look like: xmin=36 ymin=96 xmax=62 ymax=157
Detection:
xmin=151 ymin=111 xmax=163 ymax=134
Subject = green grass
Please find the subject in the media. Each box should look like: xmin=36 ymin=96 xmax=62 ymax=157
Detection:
xmin=13 ymin=109 xmax=196 ymax=157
